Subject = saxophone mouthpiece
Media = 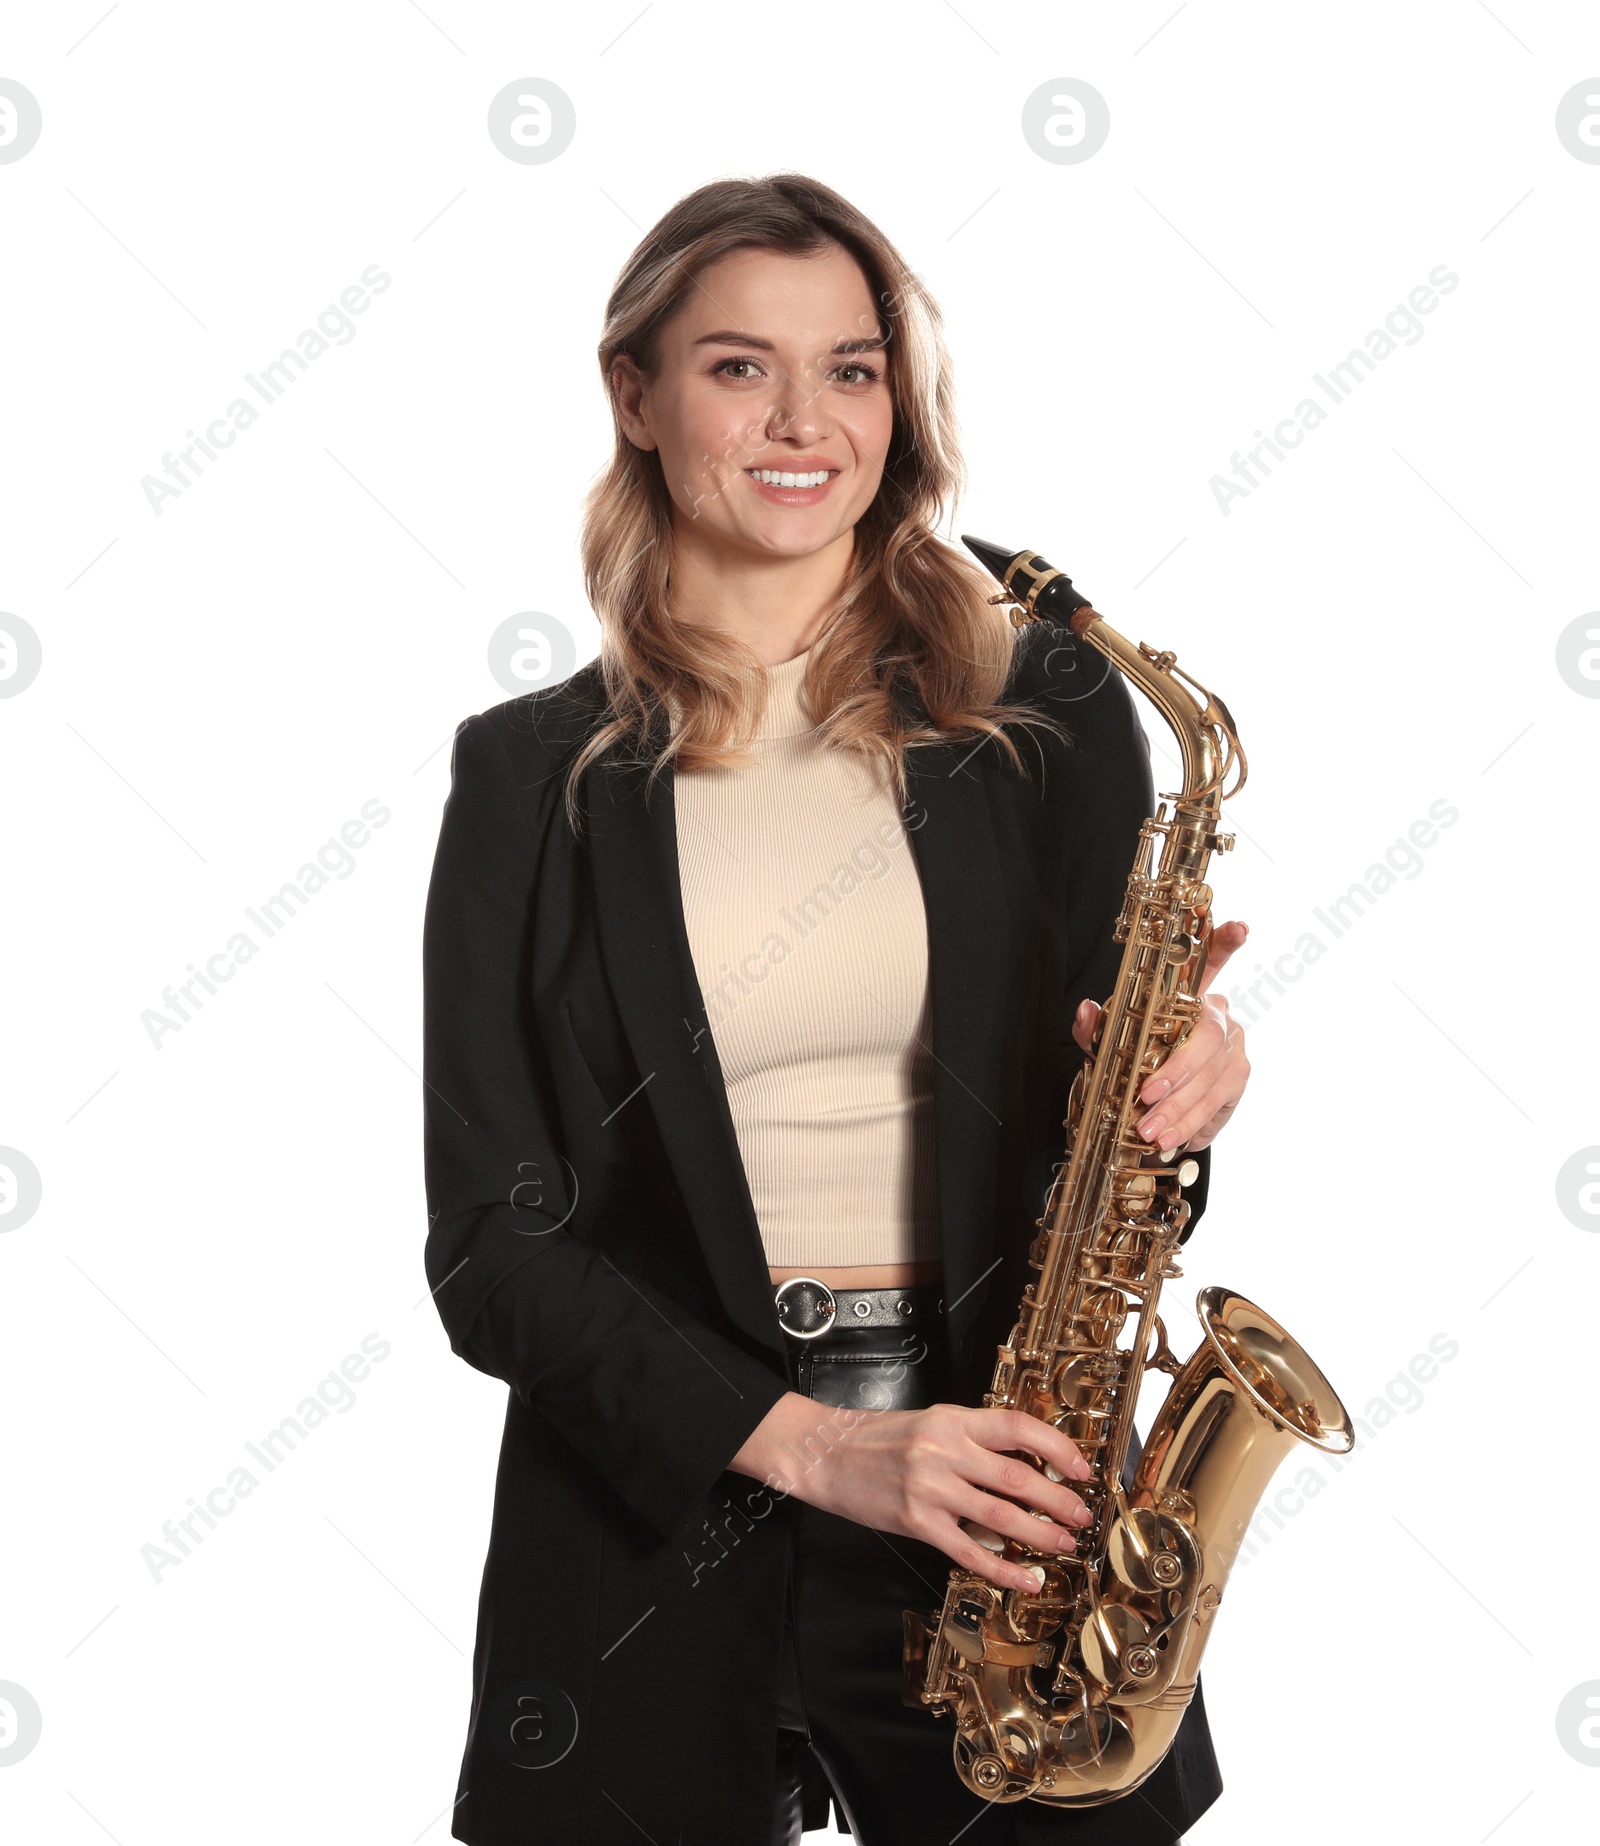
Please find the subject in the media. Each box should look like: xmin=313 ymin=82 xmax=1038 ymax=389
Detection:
xmin=961 ymin=535 xmax=1097 ymax=633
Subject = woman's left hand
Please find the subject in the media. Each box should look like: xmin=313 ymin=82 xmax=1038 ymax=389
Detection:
xmin=1071 ymin=918 xmax=1251 ymax=1156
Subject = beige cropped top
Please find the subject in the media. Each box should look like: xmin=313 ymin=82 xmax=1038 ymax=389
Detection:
xmin=674 ymin=646 xmax=940 ymax=1270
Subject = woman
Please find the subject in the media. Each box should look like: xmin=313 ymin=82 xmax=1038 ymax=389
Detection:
xmin=422 ymin=172 xmax=1250 ymax=1846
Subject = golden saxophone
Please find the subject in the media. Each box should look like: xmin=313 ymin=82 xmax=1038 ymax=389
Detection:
xmin=903 ymin=539 xmax=1354 ymax=1807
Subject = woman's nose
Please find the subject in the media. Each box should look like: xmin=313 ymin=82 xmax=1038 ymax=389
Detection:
xmin=762 ymin=367 xmax=828 ymax=443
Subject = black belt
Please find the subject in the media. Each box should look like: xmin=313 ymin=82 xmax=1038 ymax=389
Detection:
xmin=773 ymin=1279 xmax=948 ymax=1413
xmin=773 ymin=1276 xmax=938 ymax=1341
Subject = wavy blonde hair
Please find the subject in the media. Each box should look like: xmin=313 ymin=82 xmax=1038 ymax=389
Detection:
xmin=567 ymin=171 xmax=1045 ymax=823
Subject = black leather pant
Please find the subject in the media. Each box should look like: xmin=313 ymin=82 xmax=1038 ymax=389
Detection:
xmin=769 ymin=1287 xmax=1188 ymax=1846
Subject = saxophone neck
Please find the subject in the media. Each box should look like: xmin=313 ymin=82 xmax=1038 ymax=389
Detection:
xmin=957 ymin=535 xmax=1246 ymax=812
xmin=1069 ymin=610 xmax=1246 ymax=815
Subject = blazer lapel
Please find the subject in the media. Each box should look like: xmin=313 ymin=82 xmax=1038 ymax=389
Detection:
xmin=582 ymin=740 xmax=1014 ymax=1362
xmin=583 ymin=756 xmax=783 ymax=1353
xmin=900 ymin=742 xmax=1011 ymax=1350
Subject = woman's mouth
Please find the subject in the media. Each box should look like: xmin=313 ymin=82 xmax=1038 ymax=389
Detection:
xmin=743 ymin=467 xmax=837 ymax=505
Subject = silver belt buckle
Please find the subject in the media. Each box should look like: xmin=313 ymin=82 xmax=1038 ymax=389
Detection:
xmin=774 ymin=1275 xmax=838 ymax=1341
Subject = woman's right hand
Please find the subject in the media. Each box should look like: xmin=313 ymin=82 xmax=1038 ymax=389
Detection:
xmin=730 ymin=1392 xmax=1096 ymax=1594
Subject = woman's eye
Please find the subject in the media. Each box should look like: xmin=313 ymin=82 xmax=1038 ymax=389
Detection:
xmin=713 ymin=356 xmax=881 ymax=385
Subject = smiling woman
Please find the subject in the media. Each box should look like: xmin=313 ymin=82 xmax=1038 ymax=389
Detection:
xmin=564 ymin=180 xmax=1041 ymax=818
xmin=422 ymin=171 xmax=1243 ymax=1846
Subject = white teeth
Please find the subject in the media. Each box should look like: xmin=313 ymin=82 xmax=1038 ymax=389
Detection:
xmin=750 ymin=469 xmax=829 ymax=488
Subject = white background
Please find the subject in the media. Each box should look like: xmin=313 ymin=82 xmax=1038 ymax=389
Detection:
xmin=2 ymin=3 xmax=1597 ymax=1841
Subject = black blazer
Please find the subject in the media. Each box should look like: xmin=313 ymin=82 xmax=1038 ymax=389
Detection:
xmin=422 ymin=621 xmax=1220 ymax=1844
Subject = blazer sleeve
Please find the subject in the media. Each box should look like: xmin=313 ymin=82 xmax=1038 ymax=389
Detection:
xmin=1042 ymin=643 xmax=1212 ymax=1244
xmin=422 ymin=714 xmax=790 ymax=1545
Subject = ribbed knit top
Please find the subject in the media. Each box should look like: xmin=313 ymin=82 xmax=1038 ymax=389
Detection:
xmin=674 ymin=646 xmax=940 ymax=1269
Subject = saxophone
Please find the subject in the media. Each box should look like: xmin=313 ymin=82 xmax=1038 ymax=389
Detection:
xmin=902 ymin=538 xmax=1354 ymax=1807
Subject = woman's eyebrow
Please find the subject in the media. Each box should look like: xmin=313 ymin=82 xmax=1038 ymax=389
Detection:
xmin=691 ymin=329 xmax=889 ymax=354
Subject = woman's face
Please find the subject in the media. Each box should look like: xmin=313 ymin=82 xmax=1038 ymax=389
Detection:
xmin=614 ymin=242 xmax=895 ymax=562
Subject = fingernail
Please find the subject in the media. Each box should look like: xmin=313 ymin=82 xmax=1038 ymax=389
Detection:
xmin=1072 ymin=1505 xmax=1094 ymax=1526
xmin=1140 ymin=1115 xmax=1165 ymax=1141
xmin=1071 ymin=1457 xmax=1091 ymax=1481
xmin=1142 ymin=1078 xmax=1172 ymax=1104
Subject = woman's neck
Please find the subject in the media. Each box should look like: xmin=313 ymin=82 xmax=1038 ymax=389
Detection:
xmin=668 ymin=515 xmax=855 ymax=665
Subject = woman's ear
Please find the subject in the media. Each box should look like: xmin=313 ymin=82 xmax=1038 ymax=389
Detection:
xmin=610 ymin=353 xmax=657 ymax=452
